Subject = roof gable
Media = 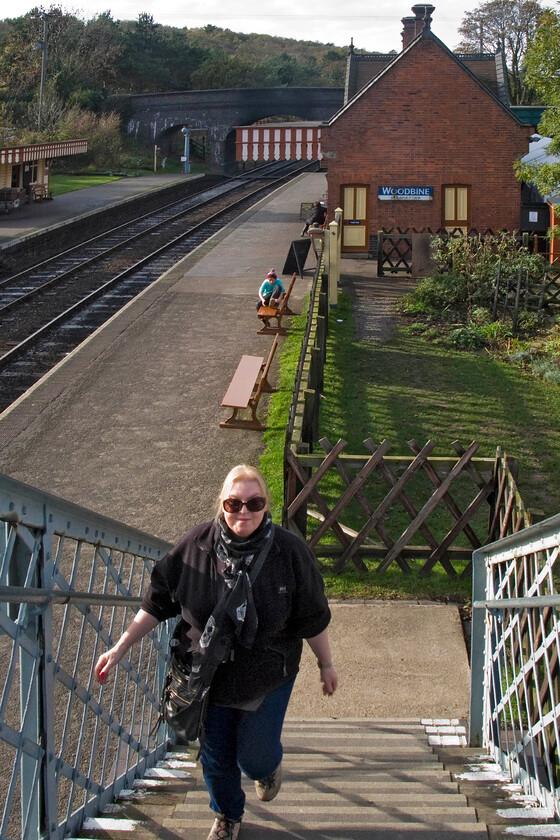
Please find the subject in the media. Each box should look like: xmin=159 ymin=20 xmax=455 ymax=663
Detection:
xmin=333 ymin=29 xmax=522 ymax=127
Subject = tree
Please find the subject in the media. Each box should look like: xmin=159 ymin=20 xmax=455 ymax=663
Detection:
xmin=0 ymin=11 xmax=45 ymax=99
xmin=80 ymin=13 xmax=125 ymax=94
xmin=190 ymin=50 xmax=259 ymax=89
xmin=456 ymin=0 xmax=544 ymax=104
xmin=515 ymin=7 xmax=560 ymax=196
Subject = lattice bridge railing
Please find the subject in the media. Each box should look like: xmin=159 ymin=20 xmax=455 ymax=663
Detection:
xmin=470 ymin=515 xmax=560 ymax=816
xmin=0 ymin=473 xmax=175 ymax=840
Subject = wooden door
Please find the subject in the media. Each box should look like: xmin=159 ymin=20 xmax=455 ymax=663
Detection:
xmin=443 ymin=185 xmax=470 ymax=233
xmin=341 ymin=185 xmax=369 ymax=252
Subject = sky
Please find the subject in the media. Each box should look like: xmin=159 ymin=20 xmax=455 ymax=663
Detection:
xmin=3 ymin=0 xmax=484 ymax=53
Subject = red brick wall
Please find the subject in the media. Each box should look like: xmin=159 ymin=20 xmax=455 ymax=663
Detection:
xmin=324 ymin=36 xmax=532 ymax=241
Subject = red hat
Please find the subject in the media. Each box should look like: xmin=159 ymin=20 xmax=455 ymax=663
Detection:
xmin=267 ymin=269 xmax=277 ymax=278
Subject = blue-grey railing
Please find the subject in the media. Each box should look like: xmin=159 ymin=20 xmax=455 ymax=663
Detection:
xmin=470 ymin=513 xmax=560 ymax=816
xmin=0 ymin=472 xmax=175 ymax=840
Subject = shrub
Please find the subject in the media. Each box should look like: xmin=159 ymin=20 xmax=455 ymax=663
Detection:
xmin=508 ymin=350 xmax=535 ymax=366
xmin=478 ymin=320 xmax=513 ymax=347
xmin=444 ymin=324 xmax=486 ymax=350
xmin=532 ymin=359 xmax=560 ymax=385
xmin=402 ymin=273 xmax=468 ymax=320
xmin=428 ymin=233 xmax=548 ymax=321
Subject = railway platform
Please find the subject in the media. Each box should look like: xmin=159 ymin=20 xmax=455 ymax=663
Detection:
xmin=0 ymin=167 xmax=469 ymax=710
xmin=0 ymin=172 xmax=190 ymax=244
xmin=0 ymin=171 xmax=506 ymax=837
xmin=0 ymin=171 xmax=330 ymax=537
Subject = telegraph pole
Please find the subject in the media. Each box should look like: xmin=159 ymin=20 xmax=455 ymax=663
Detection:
xmin=36 ymin=15 xmax=49 ymax=130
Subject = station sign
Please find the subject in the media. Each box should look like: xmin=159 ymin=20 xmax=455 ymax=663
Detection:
xmin=378 ymin=186 xmax=433 ymax=201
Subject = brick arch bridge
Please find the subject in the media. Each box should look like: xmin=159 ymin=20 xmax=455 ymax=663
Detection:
xmin=110 ymin=87 xmax=344 ymax=169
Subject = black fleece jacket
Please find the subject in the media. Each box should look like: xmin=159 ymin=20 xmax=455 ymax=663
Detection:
xmin=141 ymin=521 xmax=331 ymax=705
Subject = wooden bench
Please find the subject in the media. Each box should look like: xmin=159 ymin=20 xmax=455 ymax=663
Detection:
xmin=220 ymin=335 xmax=279 ymax=430
xmin=257 ymin=273 xmax=296 ymax=335
xmin=31 ymin=184 xmax=53 ymax=201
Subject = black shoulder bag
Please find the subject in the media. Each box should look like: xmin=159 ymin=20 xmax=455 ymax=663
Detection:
xmin=159 ymin=525 xmax=274 ymax=749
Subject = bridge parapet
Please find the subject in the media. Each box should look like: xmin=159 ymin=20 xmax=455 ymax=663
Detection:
xmin=109 ymin=87 xmax=344 ymax=168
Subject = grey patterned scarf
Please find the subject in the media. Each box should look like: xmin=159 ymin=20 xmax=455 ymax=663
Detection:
xmin=213 ymin=512 xmax=273 ymax=648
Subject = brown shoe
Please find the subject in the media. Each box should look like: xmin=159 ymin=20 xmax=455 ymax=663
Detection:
xmin=254 ymin=762 xmax=282 ymax=801
xmin=206 ymin=815 xmax=242 ymax=840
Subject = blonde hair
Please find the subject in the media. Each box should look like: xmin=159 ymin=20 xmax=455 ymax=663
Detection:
xmin=214 ymin=464 xmax=271 ymax=521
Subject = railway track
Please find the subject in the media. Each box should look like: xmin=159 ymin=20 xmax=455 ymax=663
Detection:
xmin=0 ymin=160 xmax=313 ymax=413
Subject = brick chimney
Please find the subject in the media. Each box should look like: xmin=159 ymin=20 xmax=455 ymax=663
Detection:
xmin=412 ymin=4 xmax=435 ymax=36
xmin=401 ymin=16 xmax=417 ymax=49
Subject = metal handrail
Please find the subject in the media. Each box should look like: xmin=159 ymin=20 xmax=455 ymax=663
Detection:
xmin=473 ymin=595 xmax=560 ymax=610
xmin=0 ymin=586 xmax=143 ymax=606
xmin=469 ymin=513 xmax=559 ymax=817
xmin=0 ymin=472 xmax=174 ymax=840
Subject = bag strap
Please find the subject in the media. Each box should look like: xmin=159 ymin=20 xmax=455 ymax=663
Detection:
xmin=186 ymin=523 xmax=276 ymax=689
xmin=249 ymin=523 xmax=275 ymax=584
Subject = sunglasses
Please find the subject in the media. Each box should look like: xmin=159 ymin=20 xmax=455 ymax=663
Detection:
xmin=223 ymin=496 xmax=266 ymax=514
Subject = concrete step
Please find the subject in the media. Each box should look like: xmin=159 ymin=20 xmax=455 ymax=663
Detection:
xmin=74 ymin=719 xmax=487 ymax=840
xmin=433 ymin=742 xmax=560 ymax=839
xmin=72 ymin=719 xmax=558 ymax=840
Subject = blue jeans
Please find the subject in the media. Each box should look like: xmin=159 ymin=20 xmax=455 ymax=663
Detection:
xmin=200 ymin=678 xmax=295 ymax=820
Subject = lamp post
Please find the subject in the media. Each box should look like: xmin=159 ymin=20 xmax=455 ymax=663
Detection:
xmin=35 ymin=14 xmax=49 ymax=130
xmin=181 ymin=126 xmax=190 ymax=174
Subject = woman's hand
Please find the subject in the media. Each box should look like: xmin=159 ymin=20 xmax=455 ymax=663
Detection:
xmin=93 ymin=609 xmax=159 ymax=684
xmin=94 ymin=646 xmax=126 ymax=684
xmin=319 ymin=663 xmax=338 ymax=696
xmin=306 ymin=629 xmax=338 ymax=696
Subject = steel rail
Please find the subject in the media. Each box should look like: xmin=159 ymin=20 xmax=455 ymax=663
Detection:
xmin=0 ymin=164 xmax=304 ymax=316
xmin=0 ymin=162 xmax=314 ymax=369
xmin=473 ymin=595 xmax=560 ymax=609
xmin=0 ymin=159 xmax=293 ymax=293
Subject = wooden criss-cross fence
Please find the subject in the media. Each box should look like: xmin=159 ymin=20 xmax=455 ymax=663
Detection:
xmin=490 ymin=260 xmax=560 ymax=326
xmin=284 ymin=264 xmax=538 ymax=576
xmin=377 ymin=229 xmax=413 ymax=275
xmin=285 ymin=437 xmax=537 ymax=576
xmin=489 ymin=445 xmax=538 ymax=539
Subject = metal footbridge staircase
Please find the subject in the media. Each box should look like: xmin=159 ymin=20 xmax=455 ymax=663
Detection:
xmin=1 ymin=474 xmax=559 ymax=840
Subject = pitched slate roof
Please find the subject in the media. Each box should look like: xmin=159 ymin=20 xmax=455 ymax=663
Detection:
xmin=331 ymin=27 xmax=525 ymax=127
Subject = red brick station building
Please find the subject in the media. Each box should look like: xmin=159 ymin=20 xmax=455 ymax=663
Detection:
xmin=237 ymin=4 xmax=543 ymax=256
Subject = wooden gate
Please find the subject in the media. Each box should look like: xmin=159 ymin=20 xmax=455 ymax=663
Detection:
xmin=377 ymin=229 xmax=413 ymax=275
xmin=285 ymin=437 xmax=500 ymax=576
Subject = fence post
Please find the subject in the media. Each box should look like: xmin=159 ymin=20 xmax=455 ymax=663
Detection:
xmin=377 ymin=231 xmax=384 ymax=276
xmin=12 ymin=529 xmax=45 ymax=840
xmin=469 ymin=546 xmax=487 ymax=747
xmin=328 ymin=219 xmax=339 ymax=307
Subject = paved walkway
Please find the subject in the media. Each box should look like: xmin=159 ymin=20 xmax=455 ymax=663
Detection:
xmin=0 ymin=171 xmax=471 ymax=717
xmin=0 ymin=172 xmax=189 ymax=245
xmin=4 ymin=169 xmax=547 ymax=838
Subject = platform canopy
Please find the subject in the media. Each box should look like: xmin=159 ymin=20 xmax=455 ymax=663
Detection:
xmin=0 ymin=139 xmax=88 ymax=165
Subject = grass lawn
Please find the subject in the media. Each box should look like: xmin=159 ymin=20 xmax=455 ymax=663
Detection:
xmin=322 ymin=294 xmax=560 ymax=516
xmin=49 ymin=174 xmax=122 ymax=196
xmin=259 ymin=289 xmax=560 ymax=603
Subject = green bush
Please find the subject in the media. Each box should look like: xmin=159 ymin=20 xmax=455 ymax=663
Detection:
xmin=402 ymin=273 xmax=468 ymax=319
xmin=426 ymin=233 xmax=549 ymax=322
xmin=444 ymin=324 xmax=486 ymax=350
xmin=532 ymin=358 xmax=560 ymax=385
xmin=508 ymin=349 xmax=535 ymax=366
xmin=479 ymin=319 xmax=513 ymax=346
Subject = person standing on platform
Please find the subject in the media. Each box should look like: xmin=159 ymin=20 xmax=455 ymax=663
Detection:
xmin=93 ymin=464 xmax=338 ymax=840
xmin=257 ymin=269 xmax=284 ymax=310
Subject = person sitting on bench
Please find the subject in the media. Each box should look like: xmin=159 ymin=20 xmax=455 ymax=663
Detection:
xmin=257 ymin=270 xmax=284 ymax=311
xmin=301 ymin=201 xmax=327 ymax=236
